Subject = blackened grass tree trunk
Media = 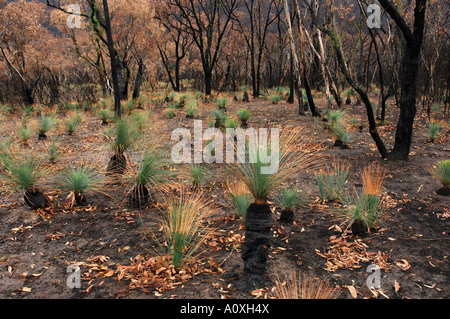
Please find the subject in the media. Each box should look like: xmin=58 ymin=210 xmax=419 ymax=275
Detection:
xmin=228 ymin=130 xmax=320 ymax=290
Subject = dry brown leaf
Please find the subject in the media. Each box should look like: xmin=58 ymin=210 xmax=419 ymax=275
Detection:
xmin=394 ymin=280 xmax=400 ymax=293
xmin=395 ymin=259 xmax=411 ymax=271
xmin=347 ymin=285 xmax=357 ymax=298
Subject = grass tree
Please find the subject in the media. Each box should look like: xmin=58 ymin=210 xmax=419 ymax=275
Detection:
xmin=269 ymin=93 xmax=283 ymax=104
xmin=236 ymin=108 xmax=252 ymax=128
xmin=99 ymin=108 xmax=113 ymax=125
xmin=426 ymin=120 xmax=443 ymax=142
xmin=432 ymin=160 xmax=450 ymax=196
xmin=166 ymin=108 xmax=175 ymax=119
xmin=325 ymin=109 xmax=346 ymax=127
xmin=344 ymin=88 xmax=354 ymax=105
xmin=225 ymin=118 xmax=239 ymax=130
xmin=1 ymin=154 xmax=48 ymax=209
xmin=65 ymin=112 xmax=83 ymax=136
xmin=274 ymin=188 xmax=308 ymax=224
xmin=104 ymin=117 xmax=141 ymax=175
xmin=227 ymin=129 xmax=320 ymax=290
xmin=17 ymin=123 xmax=34 ymax=146
xmin=127 ymin=151 xmax=166 ymax=208
xmin=58 ymin=164 xmax=103 ymax=207
xmin=330 ymin=124 xmax=353 ymax=149
xmin=185 ymin=104 xmax=197 ymax=118
xmin=211 ymin=109 xmax=228 ymax=128
xmin=215 ymin=97 xmax=229 ymax=111
xmin=47 ymin=138 xmax=60 ymax=163
xmin=342 ymin=163 xmax=386 ymax=236
xmin=38 ymin=113 xmax=55 ymax=140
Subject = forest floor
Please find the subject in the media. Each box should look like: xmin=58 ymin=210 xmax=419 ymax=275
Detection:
xmin=0 ymin=93 xmax=449 ymax=300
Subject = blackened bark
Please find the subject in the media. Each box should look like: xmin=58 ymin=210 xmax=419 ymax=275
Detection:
xmin=303 ymin=72 xmax=321 ymax=117
xmin=377 ymin=0 xmax=427 ymax=160
xmin=48 ymin=72 xmax=60 ymax=106
xmin=279 ymin=209 xmax=294 ymax=224
xmin=102 ymin=0 xmax=121 ymax=118
xmin=250 ymin=49 xmax=257 ymax=98
xmin=236 ymin=203 xmax=272 ymax=290
xmin=204 ymin=69 xmax=213 ymax=97
xmin=174 ymin=58 xmax=181 ymax=91
xmin=158 ymin=45 xmax=178 ymax=91
xmin=106 ymin=152 xmax=127 ymax=175
xmin=129 ymin=185 xmax=150 ymax=208
xmin=24 ymin=188 xmax=48 ymax=209
xmin=24 ymin=86 xmax=34 ymax=106
xmin=132 ymin=58 xmax=144 ymax=100
xmin=389 ymin=44 xmax=422 ymax=160
xmin=288 ymin=53 xmax=295 ymax=103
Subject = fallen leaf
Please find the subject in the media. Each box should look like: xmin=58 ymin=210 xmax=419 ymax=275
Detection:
xmin=347 ymin=285 xmax=357 ymax=298
xmin=395 ymin=259 xmax=411 ymax=271
xmin=394 ymin=280 xmax=400 ymax=293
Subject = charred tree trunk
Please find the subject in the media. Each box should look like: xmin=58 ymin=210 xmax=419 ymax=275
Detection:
xmin=288 ymin=52 xmax=295 ymax=103
xmin=132 ymin=57 xmax=145 ymax=100
xmin=175 ymin=58 xmax=181 ymax=92
xmin=204 ymin=68 xmax=213 ymax=97
xmin=24 ymin=86 xmax=35 ymax=106
xmin=389 ymin=46 xmax=422 ymax=159
xmin=101 ymin=0 xmax=121 ymax=118
xmin=303 ymin=72 xmax=321 ymax=117
xmin=48 ymin=72 xmax=60 ymax=106
xmin=380 ymin=0 xmax=427 ymax=160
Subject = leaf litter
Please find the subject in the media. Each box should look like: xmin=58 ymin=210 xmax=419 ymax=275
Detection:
xmin=316 ymin=231 xmax=392 ymax=272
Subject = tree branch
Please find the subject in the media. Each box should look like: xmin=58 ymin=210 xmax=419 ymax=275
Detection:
xmin=377 ymin=0 xmax=413 ymax=43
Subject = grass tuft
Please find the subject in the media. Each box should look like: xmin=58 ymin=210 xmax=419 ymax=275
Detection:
xmin=273 ymin=271 xmax=341 ymax=299
xmin=432 ymin=160 xmax=450 ymax=188
xmin=159 ymin=191 xmax=215 ymax=269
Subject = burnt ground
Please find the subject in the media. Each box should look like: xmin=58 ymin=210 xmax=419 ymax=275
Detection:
xmin=0 ymin=92 xmax=448 ymax=301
